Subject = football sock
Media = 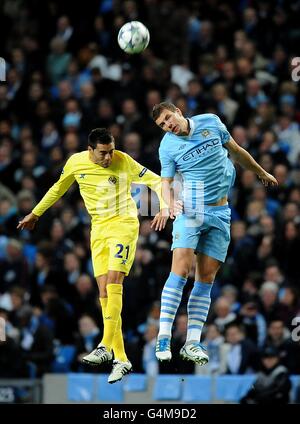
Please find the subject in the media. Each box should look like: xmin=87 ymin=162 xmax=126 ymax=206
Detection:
xmin=158 ymin=272 xmax=187 ymax=339
xmin=101 ymin=284 xmax=123 ymax=352
xmin=100 ymin=296 xmax=108 ymax=317
xmin=186 ymin=281 xmax=212 ymax=344
xmin=110 ymin=314 xmax=127 ymax=362
xmin=100 ymin=297 xmax=128 ymax=362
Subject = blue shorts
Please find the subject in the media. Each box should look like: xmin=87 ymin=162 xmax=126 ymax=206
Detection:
xmin=171 ymin=205 xmax=231 ymax=262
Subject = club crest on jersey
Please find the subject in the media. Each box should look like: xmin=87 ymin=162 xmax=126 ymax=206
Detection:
xmin=108 ymin=176 xmax=117 ymax=185
xmin=201 ymin=129 xmax=210 ymax=137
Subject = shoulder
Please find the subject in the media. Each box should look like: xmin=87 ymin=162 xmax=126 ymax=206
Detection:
xmin=159 ymin=133 xmax=172 ymax=152
xmin=69 ymin=151 xmax=88 ymax=163
xmin=65 ymin=151 xmax=89 ymax=168
xmin=274 ymin=365 xmax=289 ymax=375
xmin=114 ymin=150 xmax=126 ymax=158
xmin=192 ymin=113 xmax=222 ymax=127
xmin=114 ymin=150 xmax=137 ymax=169
xmin=114 ymin=150 xmax=131 ymax=163
xmin=63 ymin=152 xmax=79 ymax=168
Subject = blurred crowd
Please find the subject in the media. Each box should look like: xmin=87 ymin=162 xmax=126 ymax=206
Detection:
xmin=0 ymin=0 xmax=300 ymax=384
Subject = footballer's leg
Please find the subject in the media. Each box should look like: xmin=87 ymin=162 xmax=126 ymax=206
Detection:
xmin=82 ymin=271 xmax=127 ymax=367
xmin=156 ymin=214 xmax=198 ymax=362
xmin=181 ymin=206 xmax=230 ymax=365
xmin=100 ymin=271 xmax=133 ymax=384
xmin=156 ymin=247 xmax=194 ymax=361
xmin=82 ymin=234 xmax=115 ymax=366
xmin=83 ymin=222 xmax=136 ymax=381
xmin=82 ymin=272 xmax=132 ymax=382
xmin=180 ymin=253 xmax=220 ymax=365
xmin=100 ymin=271 xmax=126 ymax=354
xmin=103 ymin=231 xmax=138 ymax=382
xmin=96 ymin=273 xmax=128 ymax=365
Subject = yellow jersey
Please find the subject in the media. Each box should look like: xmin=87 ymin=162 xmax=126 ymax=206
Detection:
xmin=32 ymin=150 xmax=166 ymax=225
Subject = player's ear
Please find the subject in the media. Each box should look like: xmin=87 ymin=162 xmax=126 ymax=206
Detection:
xmin=175 ymin=107 xmax=182 ymax=116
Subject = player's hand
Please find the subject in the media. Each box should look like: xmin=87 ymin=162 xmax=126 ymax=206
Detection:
xmin=258 ymin=171 xmax=278 ymax=187
xmin=151 ymin=208 xmax=170 ymax=231
xmin=17 ymin=212 xmax=39 ymax=230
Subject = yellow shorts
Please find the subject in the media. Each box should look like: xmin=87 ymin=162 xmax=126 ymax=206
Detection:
xmin=90 ymin=218 xmax=139 ymax=277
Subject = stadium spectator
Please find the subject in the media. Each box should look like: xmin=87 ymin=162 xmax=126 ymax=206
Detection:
xmin=17 ymin=305 xmax=54 ymax=377
xmin=219 ymin=323 xmax=260 ymax=375
xmin=240 ymin=346 xmax=291 ymax=404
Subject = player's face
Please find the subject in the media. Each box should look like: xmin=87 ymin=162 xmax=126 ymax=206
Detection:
xmin=89 ymin=142 xmax=115 ymax=167
xmin=155 ymin=108 xmax=188 ymax=135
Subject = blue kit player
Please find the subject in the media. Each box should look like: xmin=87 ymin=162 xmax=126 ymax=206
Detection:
xmin=151 ymin=102 xmax=278 ymax=365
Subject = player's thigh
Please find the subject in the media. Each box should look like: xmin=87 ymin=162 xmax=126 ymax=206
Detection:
xmin=171 ymin=214 xmax=200 ymax=251
xmin=91 ymin=233 xmax=110 ymax=279
xmin=195 ymin=225 xmax=230 ymax=266
xmin=195 ymin=252 xmax=221 ymax=282
xmin=108 ymin=220 xmax=139 ymax=276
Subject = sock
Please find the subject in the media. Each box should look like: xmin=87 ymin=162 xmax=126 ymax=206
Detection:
xmin=100 ymin=297 xmax=128 ymax=362
xmin=111 ymin=314 xmax=127 ymax=362
xmin=186 ymin=281 xmax=212 ymax=344
xmin=100 ymin=297 xmax=108 ymax=317
xmin=158 ymin=272 xmax=187 ymax=339
xmin=101 ymin=284 xmax=123 ymax=352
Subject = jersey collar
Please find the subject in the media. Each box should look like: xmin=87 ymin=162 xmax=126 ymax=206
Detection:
xmin=187 ymin=118 xmax=195 ymax=137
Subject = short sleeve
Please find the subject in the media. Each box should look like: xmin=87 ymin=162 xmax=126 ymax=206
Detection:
xmin=214 ymin=115 xmax=231 ymax=145
xmin=159 ymin=145 xmax=176 ymax=178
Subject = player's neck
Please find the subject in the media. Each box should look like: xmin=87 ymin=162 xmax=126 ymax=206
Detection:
xmin=180 ymin=118 xmax=190 ymax=136
xmin=88 ymin=151 xmax=97 ymax=164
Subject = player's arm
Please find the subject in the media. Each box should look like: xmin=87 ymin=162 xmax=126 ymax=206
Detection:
xmin=143 ymin=173 xmax=171 ymax=231
xmin=158 ymin=144 xmax=177 ymax=212
xmin=224 ymin=138 xmax=278 ymax=186
xmin=17 ymin=157 xmax=76 ymax=230
xmin=213 ymin=114 xmax=278 ymax=187
xmin=125 ymin=154 xmax=165 ymax=208
xmin=161 ymin=177 xmax=174 ymax=212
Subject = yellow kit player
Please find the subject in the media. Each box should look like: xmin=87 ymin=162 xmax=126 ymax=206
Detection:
xmin=18 ymin=128 xmax=168 ymax=383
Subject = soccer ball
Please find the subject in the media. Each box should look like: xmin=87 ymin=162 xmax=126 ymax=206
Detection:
xmin=118 ymin=21 xmax=150 ymax=54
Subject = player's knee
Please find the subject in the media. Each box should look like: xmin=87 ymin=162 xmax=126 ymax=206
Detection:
xmin=106 ymin=271 xmax=125 ymax=284
xmin=172 ymin=260 xmax=192 ymax=278
xmin=198 ymin=271 xmax=215 ymax=283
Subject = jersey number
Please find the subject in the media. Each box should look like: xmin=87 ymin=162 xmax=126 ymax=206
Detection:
xmin=114 ymin=244 xmax=130 ymax=259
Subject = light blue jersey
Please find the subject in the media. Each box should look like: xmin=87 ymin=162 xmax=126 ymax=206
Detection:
xmin=159 ymin=113 xmax=236 ymax=261
xmin=159 ymin=114 xmax=236 ymax=211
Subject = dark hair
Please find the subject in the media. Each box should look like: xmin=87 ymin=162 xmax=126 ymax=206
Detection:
xmin=37 ymin=241 xmax=53 ymax=260
xmin=261 ymin=346 xmax=280 ymax=358
xmin=152 ymin=101 xmax=177 ymax=122
xmin=225 ymin=322 xmax=245 ymax=334
xmin=88 ymin=128 xmax=113 ymax=149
